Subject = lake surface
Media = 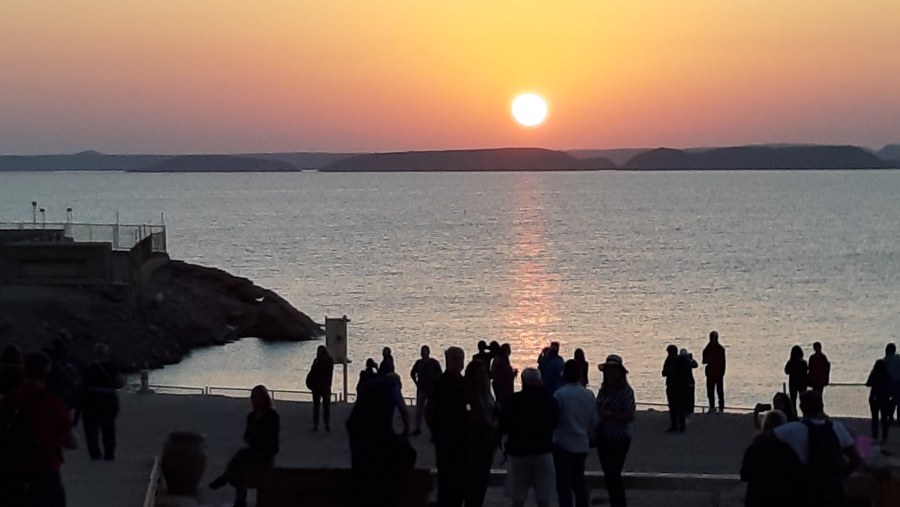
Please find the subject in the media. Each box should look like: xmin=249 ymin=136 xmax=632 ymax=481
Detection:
xmin=2 ymin=170 xmax=898 ymax=411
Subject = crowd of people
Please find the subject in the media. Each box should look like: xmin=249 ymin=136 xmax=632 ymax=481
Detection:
xmin=325 ymin=335 xmax=900 ymax=507
xmin=0 ymin=339 xmax=124 ymax=507
xmin=3 ymin=332 xmax=900 ymax=507
xmin=333 ymin=339 xmax=634 ymax=507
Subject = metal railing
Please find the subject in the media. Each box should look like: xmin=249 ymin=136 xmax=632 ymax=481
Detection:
xmin=129 ymin=379 xmax=872 ymax=417
xmin=0 ymin=221 xmax=166 ymax=252
xmin=139 ymin=383 xmax=339 ymax=403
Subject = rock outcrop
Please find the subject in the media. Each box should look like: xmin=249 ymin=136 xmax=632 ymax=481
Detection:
xmin=0 ymin=260 xmax=321 ymax=371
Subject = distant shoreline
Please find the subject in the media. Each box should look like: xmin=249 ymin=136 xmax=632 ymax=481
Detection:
xmin=2 ymin=144 xmax=897 ymax=172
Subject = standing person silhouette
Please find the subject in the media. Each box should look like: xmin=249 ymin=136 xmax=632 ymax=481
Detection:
xmin=702 ymin=331 xmax=726 ymax=413
xmin=572 ymin=349 xmax=589 ymax=387
xmin=784 ymin=346 xmax=809 ymax=413
xmin=662 ymin=345 xmax=685 ymax=433
xmin=882 ymin=343 xmax=900 ymax=424
xmin=81 ymin=343 xmax=124 ymax=461
xmin=808 ymin=342 xmax=831 ymax=397
xmin=410 ymin=345 xmax=442 ymax=436
xmin=379 ymin=347 xmax=395 ymax=376
xmin=306 ymin=345 xmax=334 ymax=432
xmin=490 ymin=343 xmax=517 ymax=408
xmin=426 ymin=346 xmax=468 ymax=507
xmin=595 ymin=355 xmax=636 ymax=507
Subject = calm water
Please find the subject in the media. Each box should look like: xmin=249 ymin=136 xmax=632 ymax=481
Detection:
xmin=2 ymin=170 xmax=898 ymax=410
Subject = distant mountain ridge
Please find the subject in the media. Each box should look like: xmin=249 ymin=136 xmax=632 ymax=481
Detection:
xmin=321 ymin=148 xmax=617 ymax=172
xmin=623 ymin=145 xmax=888 ymax=170
xmin=136 ymin=155 xmax=297 ymax=172
xmin=1 ymin=144 xmax=897 ymax=172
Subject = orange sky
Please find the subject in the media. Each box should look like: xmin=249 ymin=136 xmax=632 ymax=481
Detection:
xmin=1 ymin=1 xmax=898 ymax=154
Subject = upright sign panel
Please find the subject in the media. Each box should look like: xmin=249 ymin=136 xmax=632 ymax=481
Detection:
xmin=325 ymin=315 xmax=349 ymax=364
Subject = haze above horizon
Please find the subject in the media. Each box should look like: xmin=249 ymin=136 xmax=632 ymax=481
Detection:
xmin=2 ymin=2 xmax=899 ymax=155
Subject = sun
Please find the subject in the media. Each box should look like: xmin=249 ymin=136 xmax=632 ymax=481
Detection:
xmin=511 ymin=93 xmax=548 ymax=127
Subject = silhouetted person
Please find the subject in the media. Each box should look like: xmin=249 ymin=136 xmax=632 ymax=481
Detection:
xmin=595 ymin=355 xmax=636 ymax=507
xmin=44 ymin=339 xmax=81 ymax=419
xmin=662 ymin=345 xmax=685 ymax=433
xmin=740 ymin=410 xmax=804 ymax=507
xmin=759 ymin=390 xmax=861 ymax=507
xmin=572 ymin=348 xmax=589 ymax=387
xmin=209 ymin=385 xmax=280 ymax=507
xmin=784 ymin=345 xmax=809 ymax=413
xmin=346 ymin=372 xmax=413 ymax=507
xmin=0 ymin=344 xmax=24 ymax=397
xmin=490 ymin=343 xmax=516 ymax=407
xmin=553 ymin=360 xmax=597 ymax=507
xmin=754 ymin=392 xmax=799 ymax=430
xmin=883 ymin=343 xmax=900 ymax=424
xmin=357 ymin=358 xmax=379 ymax=393
xmin=379 ymin=347 xmax=395 ymax=376
xmin=306 ymin=345 xmax=334 ymax=432
xmin=81 ymin=343 xmax=123 ymax=461
xmin=463 ymin=359 xmax=497 ymax=507
xmin=808 ymin=342 xmax=831 ymax=396
xmin=500 ymin=368 xmax=559 ymax=507
xmin=677 ymin=348 xmax=698 ymax=417
xmin=472 ymin=340 xmax=492 ymax=365
xmin=410 ymin=345 xmax=442 ymax=436
xmin=866 ymin=359 xmax=892 ymax=441
xmin=702 ymin=331 xmax=726 ymax=413
xmin=0 ymin=351 xmax=77 ymax=507
xmin=426 ymin=346 xmax=468 ymax=507
xmin=539 ymin=341 xmax=564 ymax=394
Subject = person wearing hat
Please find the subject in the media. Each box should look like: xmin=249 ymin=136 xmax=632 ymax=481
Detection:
xmin=595 ymin=354 xmax=635 ymax=507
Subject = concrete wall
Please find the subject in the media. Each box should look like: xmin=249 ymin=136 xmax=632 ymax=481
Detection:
xmin=0 ymin=229 xmax=67 ymax=245
xmin=0 ymin=242 xmax=113 ymax=284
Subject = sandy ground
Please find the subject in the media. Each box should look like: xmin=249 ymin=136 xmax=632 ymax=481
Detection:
xmin=60 ymin=393 xmax=884 ymax=507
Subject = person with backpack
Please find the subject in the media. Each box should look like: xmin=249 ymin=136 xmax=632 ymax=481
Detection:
xmin=756 ymin=390 xmax=861 ymax=506
xmin=0 ymin=351 xmax=77 ymax=507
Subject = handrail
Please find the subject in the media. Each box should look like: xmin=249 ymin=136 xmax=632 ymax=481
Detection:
xmin=143 ymin=456 xmax=162 ymax=507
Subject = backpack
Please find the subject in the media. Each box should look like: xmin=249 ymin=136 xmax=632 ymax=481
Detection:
xmin=0 ymin=393 xmax=44 ymax=480
xmin=802 ymin=419 xmax=845 ymax=501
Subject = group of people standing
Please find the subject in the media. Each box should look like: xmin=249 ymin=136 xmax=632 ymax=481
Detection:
xmin=661 ymin=331 xmax=726 ymax=433
xmin=0 ymin=340 xmax=124 ymax=507
xmin=342 ymin=340 xmax=635 ymax=507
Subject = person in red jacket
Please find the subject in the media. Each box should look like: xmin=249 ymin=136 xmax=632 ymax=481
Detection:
xmin=808 ymin=342 xmax=831 ymax=396
xmin=702 ymin=331 xmax=726 ymax=413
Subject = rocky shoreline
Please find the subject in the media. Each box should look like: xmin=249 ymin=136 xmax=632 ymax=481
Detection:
xmin=0 ymin=259 xmax=321 ymax=371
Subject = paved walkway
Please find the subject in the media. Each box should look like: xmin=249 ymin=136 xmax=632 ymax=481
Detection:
xmin=61 ymin=393 xmax=878 ymax=506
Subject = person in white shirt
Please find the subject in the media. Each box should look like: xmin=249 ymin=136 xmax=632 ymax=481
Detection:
xmin=757 ymin=390 xmax=861 ymax=506
xmin=553 ymin=360 xmax=598 ymax=507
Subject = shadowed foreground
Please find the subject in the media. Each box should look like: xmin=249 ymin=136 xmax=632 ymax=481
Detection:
xmin=63 ymin=393 xmax=876 ymax=506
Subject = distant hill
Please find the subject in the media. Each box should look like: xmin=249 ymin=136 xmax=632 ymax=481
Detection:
xmin=322 ymin=148 xmax=617 ymax=172
xmin=136 ymin=155 xmax=298 ymax=172
xmin=877 ymin=144 xmax=900 ymax=161
xmin=0 ymin=151 xmax=350 ymax=172
xmin=567 ymin=149 xmax=649 ymax=166
xmin=243 ymin=152 xmax=359 ymax=169
xmin=623 ymin=145 xmax=887 ymax=170
xmin=0 ymin=151 xmax=169 ymax=171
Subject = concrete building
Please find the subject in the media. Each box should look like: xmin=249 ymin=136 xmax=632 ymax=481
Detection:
xmin=0 ymin=222 xmax=167 ymax=285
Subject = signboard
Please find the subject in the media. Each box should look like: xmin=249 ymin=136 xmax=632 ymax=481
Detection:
xmin=325 ymin=315 xmax=350 ymax=364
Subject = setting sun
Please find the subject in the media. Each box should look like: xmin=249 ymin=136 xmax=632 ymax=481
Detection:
xmin=511 ymin=93 xmax=548 ymax=127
